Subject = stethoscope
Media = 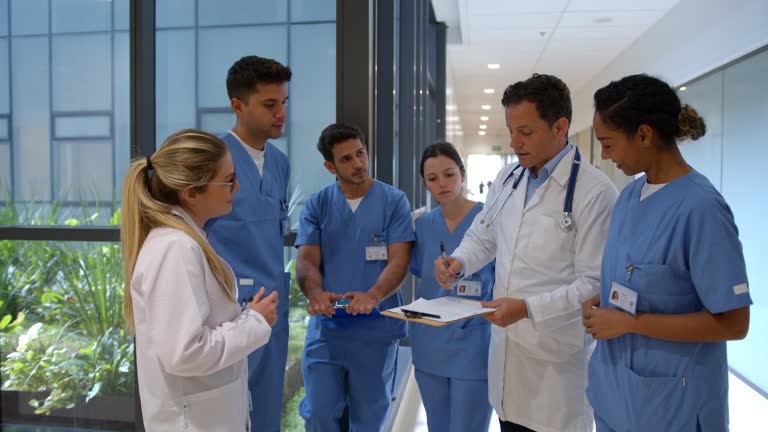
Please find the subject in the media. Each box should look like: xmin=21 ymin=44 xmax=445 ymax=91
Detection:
xmin=479 ymin=146 xmax=581 ymax=232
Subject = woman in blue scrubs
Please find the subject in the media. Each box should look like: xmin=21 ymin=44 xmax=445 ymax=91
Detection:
xmin=410 ymin=142 xmax=494 ymax=432
xmin=582 ymin=74 xmax=752 ymax=432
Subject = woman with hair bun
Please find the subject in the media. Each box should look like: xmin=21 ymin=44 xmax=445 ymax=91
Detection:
xmin=582 ymin=74 xmax=752 ymax=432
xmin=121 ymin=129 xmax=278 ymax=431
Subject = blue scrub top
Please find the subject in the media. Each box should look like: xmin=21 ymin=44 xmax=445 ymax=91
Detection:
xmin=587 ymin=170 xmax=752 ymax=431
xmin=409 ymin=204 xmax=494 ymax=380
xmin=205 ymin=133 xmax=291 ymax=323
xmin=295 ymin=180 xmax=415 ymax=342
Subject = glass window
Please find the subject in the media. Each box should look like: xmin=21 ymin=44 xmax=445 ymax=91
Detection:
xmin=52 ymin=34 xmax=112 ymax=112
xmin=0 ymin=0 xmax=8 ymax=37
xmin=10 ymin=0 xmax=48 ymax=36
xmin=4 ymin=3 xmax=129 ymax=226
xmin=114 ymin=31 xmax=130 ymax=198
xmin=197 ymin=0 xmax=287 ymax=26
xmin=288 ymin=23 xmax=336 ymax=218
xmin=114 ymin=0 xmax=129 ymax=31
xmin=0 ymin=38 xmax=8 ymax=113
xmin=54 ymin=115 xmax=111 ymax=139
xmin=678 ymin=72 xmax=724 ymax=189
xmin=52 ymin=0 xmax=111 ymax=34
xmin=290 ymin=0 xmax=336 ymax=22
xmin=200 ymin=111 xmax=235 ymax=136
xmin=156 ymin=29 xmax=196 ymax=145
xmin=54 ymin=140 xmax=113 ymax=202
xmin=0 ymin=240 xmax=134 ymax=428
xmin=157 ymin=0 xmax=195 ymax=29
xmin=0 ymin=141 xmax=9 ymax=200
xmin=720 ymin=49 xmax=768 ymax=394
xmin=197 ymin=26 xmax=288 ymax=109
xmin=11 ymin=36 xmax=51 ymax=202
xmin=0 ymin=116 xmax=7 ymax=139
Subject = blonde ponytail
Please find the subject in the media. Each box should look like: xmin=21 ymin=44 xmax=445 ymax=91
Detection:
xmin=121 ymin=129 xmax=236 ymax=334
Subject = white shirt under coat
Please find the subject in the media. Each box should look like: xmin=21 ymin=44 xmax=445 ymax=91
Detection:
xmin=453 ymin=147 xmax=618 ymax=432
xmin=130 ymin=207 xmax=272 ymax=431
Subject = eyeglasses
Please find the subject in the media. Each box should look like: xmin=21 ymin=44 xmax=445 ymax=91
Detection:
xmin=206 ymin=171 xmax=237 ymax=192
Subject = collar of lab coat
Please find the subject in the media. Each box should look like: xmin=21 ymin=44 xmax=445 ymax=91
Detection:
xmin=547 ymin=143 xmax=576 ymax=188
xmin=171 ymin=206 xmax=207 ymax=239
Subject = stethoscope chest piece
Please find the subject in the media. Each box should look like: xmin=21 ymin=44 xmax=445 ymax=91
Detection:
xmin=559 ymin=212 xmax=575 ymax=232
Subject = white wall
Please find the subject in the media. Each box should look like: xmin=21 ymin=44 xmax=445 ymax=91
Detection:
xmin=571 ymin=0 xmax=768 ymax=132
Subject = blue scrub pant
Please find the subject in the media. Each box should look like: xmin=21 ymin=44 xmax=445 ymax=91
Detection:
xmin=247 ymin=323 xmax=288 ymax=432
xmin=300 ymin=334 xmax=398 ymax=432
xmin=414 ymin=369 xmax=492 ymax=432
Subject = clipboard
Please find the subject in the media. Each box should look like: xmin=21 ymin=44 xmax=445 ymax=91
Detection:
xmin=381 ymin=297 xmax=495 ymax=327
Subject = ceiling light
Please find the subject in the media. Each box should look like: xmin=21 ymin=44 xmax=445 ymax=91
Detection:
xmin=481 ymin=105 xmax=491 ymax=110
xmin=479 ymin=125 xmax=488 ymax=130
xmin=679 ymin=86 xmax=687 ymax=91
xmin=483 ymin=88 xmax=495 ymax=94
xmin=480 ymin=116 xmax=489 ymax=121
xmin=447 ymin=104 xmax=457 ymax=111
xmin=447 ymin=116 xmax=460 ymax=121
xmin=478 ymin=131 xmax=486 ymax=136
xmin=455 ymin=131 xmax=464 ymax=136
xmin=487 ymin=64 xmax=500 ymax=69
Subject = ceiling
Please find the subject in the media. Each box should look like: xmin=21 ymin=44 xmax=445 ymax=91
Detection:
xmin=433 ymin=0 xmax=681 ymax=152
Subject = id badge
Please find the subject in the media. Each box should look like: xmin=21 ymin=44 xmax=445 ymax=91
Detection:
xmin=281 ymin=216 xmax=290 ymax=237
xmin=609 ymin=282 xmax=638 ymax=315
xmin=280 ymin=200 xmax=290 ymax=237
xmin=456 ymin=275 xmax=482 ymax=297
xmin=365 ymin=235 xmax=388 ymax=261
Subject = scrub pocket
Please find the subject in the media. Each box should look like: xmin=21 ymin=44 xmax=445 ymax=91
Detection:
xmin=182 ymin=376 xmax=247 ymax=431
xmin=588 ymin=358 xmax=698 ymax=432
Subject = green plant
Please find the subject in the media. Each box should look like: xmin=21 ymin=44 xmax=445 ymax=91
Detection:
xmin=54 ymin=242 xmax=124 ymax=339
xmin=2 ymin=322 xmax=133 ymax=415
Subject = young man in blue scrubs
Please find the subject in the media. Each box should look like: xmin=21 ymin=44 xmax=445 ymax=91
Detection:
xmin=205 ymin=55 xmax=291 ymax=432
xmin=295 ymin=122 xmax=414 ymax=431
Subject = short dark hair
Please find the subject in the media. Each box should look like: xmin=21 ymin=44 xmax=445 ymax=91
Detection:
xmin=501 ymin=73 xmax=572 ymax=129
xmin=316 ymin=123 xmax=367 ymax=163
xmin=594 ymin=74 xmax=706 ymax=145
xmin=226 ymin=56 xmax=292 ymax=101
xmin=420 ymin=142 xmax=464 ymax=178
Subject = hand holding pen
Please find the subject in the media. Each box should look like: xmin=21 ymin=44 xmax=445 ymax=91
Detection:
xmin=433 ymin=240 xmax=464 ymax=290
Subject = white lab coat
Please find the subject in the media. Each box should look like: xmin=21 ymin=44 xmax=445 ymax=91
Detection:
xmin=454 ymin=147 xmax=618 ymax=432
xmin=131 ymin=207 xmax=272 ymax=432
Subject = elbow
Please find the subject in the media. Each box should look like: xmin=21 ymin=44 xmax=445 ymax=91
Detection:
xmin=732 ymin=321 xmax=749 ymax=341
xmin=726 ymin=307 xmax=750 ymax=341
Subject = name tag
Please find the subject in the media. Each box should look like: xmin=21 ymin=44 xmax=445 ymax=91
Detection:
xmin=281 ymin=218 xmax=290 ymax=237
xmin=609 ymin=282 xmax=638 ymax=315
xmin=365 ymin=245 xmax=388 ymax=261
xmin=456 ymin=279 xmax=482 ymax=297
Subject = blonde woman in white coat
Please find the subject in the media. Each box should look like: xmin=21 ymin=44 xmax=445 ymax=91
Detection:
xmin=121 ymin=129 xmax=278 ymax=432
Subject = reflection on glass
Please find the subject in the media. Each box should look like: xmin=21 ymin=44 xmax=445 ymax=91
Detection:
xmin=3 ymin=0 xmax=129 ymax=225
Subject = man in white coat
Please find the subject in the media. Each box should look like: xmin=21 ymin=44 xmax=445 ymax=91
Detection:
xmin=435 ymin=74 xmax=618 ymax=432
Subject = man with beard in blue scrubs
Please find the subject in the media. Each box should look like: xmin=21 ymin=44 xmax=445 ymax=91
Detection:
xmin=205 ymin=55 xmax=291 ymax=432
xmin=295 ymin=122 xmax=414 ymax=431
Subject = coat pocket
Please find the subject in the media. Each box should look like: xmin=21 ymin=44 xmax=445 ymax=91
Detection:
xmin=181 ymin=375 xmax=248 ymax=431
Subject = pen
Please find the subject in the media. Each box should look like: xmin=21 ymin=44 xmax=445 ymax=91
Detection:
xmin=401 ymin=308 xmax=441 ymax=319
xmin=440 ymin=240 xmax=449 ymax=268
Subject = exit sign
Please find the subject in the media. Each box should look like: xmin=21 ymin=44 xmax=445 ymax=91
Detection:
xmin=491 ymin=145 xmax=502 ymax=152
